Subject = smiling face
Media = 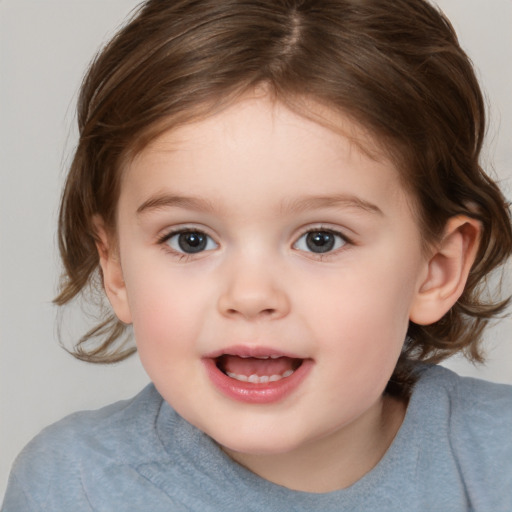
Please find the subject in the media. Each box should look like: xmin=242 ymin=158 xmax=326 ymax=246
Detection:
xmin=99 ymin=94 xmax=433 ymax=482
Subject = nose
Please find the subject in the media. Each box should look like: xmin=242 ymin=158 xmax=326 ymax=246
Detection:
xmin=217 ymin=258 xmax=291 ymax=321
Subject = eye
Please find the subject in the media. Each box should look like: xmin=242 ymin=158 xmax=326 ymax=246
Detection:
xmin=165 ymin=230 xmax=218 ymax=254
xmin=293 ymin=229 xmax=347 ymax=254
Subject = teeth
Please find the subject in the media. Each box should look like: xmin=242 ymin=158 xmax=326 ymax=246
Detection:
xmin=238 ymin=355 xmax=274 ymax=360
xmin=226 ymin=370 xmax=295 ymax=384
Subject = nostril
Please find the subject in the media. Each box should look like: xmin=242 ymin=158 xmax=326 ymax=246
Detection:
xmin=226 ymin=307 xmax=276 ymax=317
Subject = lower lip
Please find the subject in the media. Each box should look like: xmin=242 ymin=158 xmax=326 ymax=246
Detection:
xmin=202 ymin=358 xmax=313 ymax=404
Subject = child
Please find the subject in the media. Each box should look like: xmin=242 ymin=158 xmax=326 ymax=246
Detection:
xmin=3 ymin=0 xmax=512 ymax=510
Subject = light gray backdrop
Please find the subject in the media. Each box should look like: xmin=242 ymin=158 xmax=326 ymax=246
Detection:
xmin=1 ymin=0 xmax=511 ymax=499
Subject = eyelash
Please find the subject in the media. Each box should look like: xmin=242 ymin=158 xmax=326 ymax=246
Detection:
xmin=157 ymin=228 xmax=218 ymax=260
xmin=157 ymin=226 xmax=352 ymax=260
xmin=293 ymin=226 xmax=351 ymax=259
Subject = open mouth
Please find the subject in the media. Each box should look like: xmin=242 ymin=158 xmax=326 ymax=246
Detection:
xmin=203 ymin=349 xmax=312 ymax=403
xmin=215 ymin=355 xmax=304 ymax=384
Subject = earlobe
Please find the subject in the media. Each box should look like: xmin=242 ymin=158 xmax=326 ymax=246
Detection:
xmin=93 ymin=216 xmax=132 ymax=324
xmin=409 ymin=216 xmax=481 ymax=326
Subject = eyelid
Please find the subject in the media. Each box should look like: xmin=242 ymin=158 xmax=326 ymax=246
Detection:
xmin=294 ymin=224 xmax=352 ymax=242
xmin=292 ymin=225 xmax=352 ymax=256
xmin=157 ymin=226 xmax=219 ymax=257
xmin=157 ymin=224 xmax=216 ymax=243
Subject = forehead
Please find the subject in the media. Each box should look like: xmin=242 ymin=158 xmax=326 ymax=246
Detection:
xmin=121 ymin=95 xmax=411 ymax=218
xmin=136 ymin=92 xmax=394 ymax=166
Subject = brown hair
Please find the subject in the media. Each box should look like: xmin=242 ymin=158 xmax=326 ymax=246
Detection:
xmin=55 ymin=0 xmax=512 ymax=396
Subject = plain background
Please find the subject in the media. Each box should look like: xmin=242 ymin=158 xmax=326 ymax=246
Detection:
xmin=1 ymin=0 xmax=511 ymax=500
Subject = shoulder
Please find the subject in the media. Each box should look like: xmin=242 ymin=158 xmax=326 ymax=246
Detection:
xmin=415 ymin=364 xmax=512 ymax=431
xmin=414 ymin=365 xmax=512 ymax=509
xmin=18 ymin=382 xmax=164 ymax=462
xmin=3 ymin=384 xmax=166 ymax=511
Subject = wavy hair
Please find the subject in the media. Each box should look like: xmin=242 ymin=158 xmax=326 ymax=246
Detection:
xmin=55 ymin=0 xmax=512 ymax=396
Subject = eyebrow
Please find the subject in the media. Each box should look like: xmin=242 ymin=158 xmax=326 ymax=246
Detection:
xmin=136 ymin=194 xmax=215 ymax=215
xmin=280 ymin=194 xmax=383 ymax=216
xmin=136 ymin=192 xmax=383 ymax=217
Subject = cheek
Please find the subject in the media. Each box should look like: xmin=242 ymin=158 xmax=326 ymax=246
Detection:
xmin=123 ymin=264 xmax=204 ymax=358
xmin=311 ymin=289 xmax=409 ymax=418
xmin=128 ymin=284 xmax=207 ymax=406
xmin=304 ymin=256 xmax=419 ymax=371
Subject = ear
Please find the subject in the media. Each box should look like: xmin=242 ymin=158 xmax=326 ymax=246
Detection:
xmin=93 ymin=216 xmax=132 ymax=324
xmin=409 ymin=216 xmax=481 ymax=325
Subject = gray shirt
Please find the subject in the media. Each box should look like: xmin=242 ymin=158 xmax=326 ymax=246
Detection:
xmin=2 ymin=365 xmax=512 ymax=511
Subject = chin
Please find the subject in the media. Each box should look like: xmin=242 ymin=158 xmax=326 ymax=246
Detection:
xmin=209 ymin=424 xmax=315 ymax=457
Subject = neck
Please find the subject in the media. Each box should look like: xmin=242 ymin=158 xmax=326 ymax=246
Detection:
xmin=223 ymin=394 xmax=407 ymax=493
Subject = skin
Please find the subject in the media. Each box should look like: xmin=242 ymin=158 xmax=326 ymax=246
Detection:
xmin=97 ymin=94 xmax=480 ymax=492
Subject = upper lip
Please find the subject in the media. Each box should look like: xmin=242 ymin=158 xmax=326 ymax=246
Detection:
xmin=203 ymin=345 xmax=306 ymax=360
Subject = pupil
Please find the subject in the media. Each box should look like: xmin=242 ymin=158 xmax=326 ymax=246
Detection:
xmin=306 ymin=231 xmax=334 ymax=253
xmin=178 ymin=232 xmax=207 ymax=253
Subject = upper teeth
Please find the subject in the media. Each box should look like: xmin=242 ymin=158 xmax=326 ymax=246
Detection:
xmin=239 ymin=355 xmax=281 ymax=359
xmin=226 ymin=370 xmax=294 ymax=383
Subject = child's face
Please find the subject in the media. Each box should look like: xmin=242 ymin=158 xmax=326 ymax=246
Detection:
xmin=107 ymin=95 xmax=430 ymax=457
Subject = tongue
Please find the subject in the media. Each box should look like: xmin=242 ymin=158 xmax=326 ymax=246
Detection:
xmin=219 ymin=355 xmax=298 ymax=377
